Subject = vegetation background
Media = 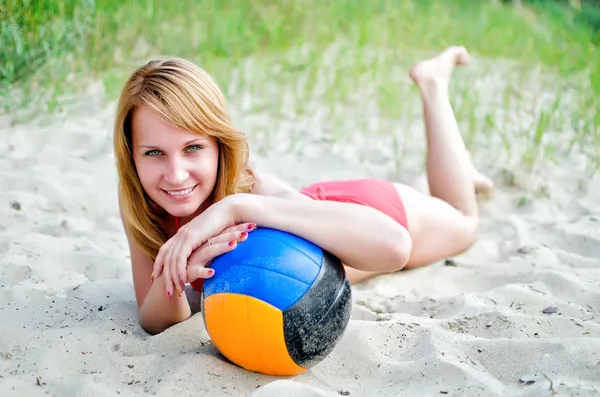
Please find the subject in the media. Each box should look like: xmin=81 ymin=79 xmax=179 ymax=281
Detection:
xmin=2 ymin=0 xmax=599 ymax=179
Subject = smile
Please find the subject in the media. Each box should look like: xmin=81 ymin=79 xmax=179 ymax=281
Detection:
xmin=164 ymin=185 xmax=197 ymax=197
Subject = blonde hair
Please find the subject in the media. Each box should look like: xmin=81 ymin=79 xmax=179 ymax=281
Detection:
xmin=114 ymin=57 xmax=254 ymax=260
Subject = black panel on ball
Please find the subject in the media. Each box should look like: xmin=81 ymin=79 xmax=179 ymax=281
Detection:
xmin=283 ymin=249 xmax=352 ymax=368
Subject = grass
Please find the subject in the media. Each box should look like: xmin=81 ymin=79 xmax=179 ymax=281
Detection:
xmin=2 ymin=0 xmax=600 ymax=180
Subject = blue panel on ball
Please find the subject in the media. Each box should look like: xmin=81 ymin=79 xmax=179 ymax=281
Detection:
xmin=204 ymin=228 xmax=324 ymax=311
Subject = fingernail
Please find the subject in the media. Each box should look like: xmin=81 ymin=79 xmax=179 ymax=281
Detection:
xmin=151 ymin=272 xmax=155 ymax=283
xmin=239 ymin=231 xmax=248 ymax=239
xmin=207 ymin=269 xmax=215 ymax=277
xmin=247 ymin=223 xmax=256 ymax=231
xmin=166 ymin=289 xmax=171 ymax=300
xmin=228 ymin=240 xmax=237 ymax=247
xmin=180 ymin=279 xmax=185 ymax=290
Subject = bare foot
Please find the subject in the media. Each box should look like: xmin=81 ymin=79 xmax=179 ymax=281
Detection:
xmin=472 ymin=167 xmax=494 ymax=195
xmin=408 ymin=168 xmax=494 ymax=196
xmin=409 ymin=46 xmax=471 ymax=94
xmin=468 ymin=151 xmax=494 ymax=194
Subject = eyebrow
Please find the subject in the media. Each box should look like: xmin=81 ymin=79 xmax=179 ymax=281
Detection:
xmin=138 ymin=138 xmax=207 ymax=149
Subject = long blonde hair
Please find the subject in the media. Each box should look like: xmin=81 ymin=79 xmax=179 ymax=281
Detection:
xmin=114 ymin=57 xmax=254 ymax=260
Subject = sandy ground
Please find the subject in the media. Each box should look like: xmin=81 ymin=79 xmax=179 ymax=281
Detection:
xmin=1 ymin=56 xmax=599 ymax=397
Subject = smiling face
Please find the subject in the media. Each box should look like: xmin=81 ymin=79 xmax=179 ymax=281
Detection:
xmin=131 ymin=105 xmax=220 ymax=219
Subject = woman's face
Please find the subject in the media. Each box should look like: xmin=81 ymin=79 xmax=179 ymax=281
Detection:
xmin=131 ymin=105 xmax=219 ymax=219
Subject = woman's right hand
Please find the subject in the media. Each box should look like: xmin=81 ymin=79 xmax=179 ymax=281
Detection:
xmin=185 ymin=222 xmax=256 ymax=283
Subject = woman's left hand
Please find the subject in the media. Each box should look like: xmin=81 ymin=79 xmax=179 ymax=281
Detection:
xmin=152 ymin=195 xmax=249 ymax=299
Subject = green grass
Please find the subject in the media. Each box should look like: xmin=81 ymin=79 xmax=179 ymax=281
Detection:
xmin=3 ymin=0 xmax=600 ymax=179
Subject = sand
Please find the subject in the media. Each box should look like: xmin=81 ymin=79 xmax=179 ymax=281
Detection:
xmin=1 ymin=58 xmax=599 ymax=397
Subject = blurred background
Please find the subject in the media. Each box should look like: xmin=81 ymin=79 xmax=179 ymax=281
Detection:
xmin=2 ymin=0 xmax=600 ymax=180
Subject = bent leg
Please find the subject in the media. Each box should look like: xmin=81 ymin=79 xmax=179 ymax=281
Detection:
xmin=345 ymin=46 xmax=490 ymax=284
xmin=344 ymin=182 xmax=478 ymax=283
xmin=396 ymin=183 xmax=477 ymax=268
xmin=407 ymin=159 xmax=494 ymax=197
xmin=401 ymin=46 xmax=487 ymax=268
xmin=409 ymin=46 xmax=477 ymax=218
xmin=344 ymin=267 xmax=382 ymax=285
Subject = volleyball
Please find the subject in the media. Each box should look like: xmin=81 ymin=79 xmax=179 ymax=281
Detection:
xmin=201 ymin=227 xmax=352 ymax=376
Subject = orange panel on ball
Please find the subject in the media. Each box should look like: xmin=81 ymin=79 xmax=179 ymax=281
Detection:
xmin=204 ymin=293 xmax=306 ymax=376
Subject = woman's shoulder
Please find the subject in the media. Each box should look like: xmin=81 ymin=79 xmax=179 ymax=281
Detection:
xmin=249 ymin=169 xmax=309 ymax=199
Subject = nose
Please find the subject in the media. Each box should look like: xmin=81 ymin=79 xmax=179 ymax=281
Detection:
xmin=164 ymin=157 xmax=189 ymax=186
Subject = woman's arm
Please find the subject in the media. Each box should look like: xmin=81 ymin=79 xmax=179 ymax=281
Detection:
xmin=251 ymin=169 xmax=312 ymax=200
xmin=248 ymin=170 xmax=412 ymax=271
xmin=230 ymin=193 xmax=412 ymax=273
xmin=153 ymin=171 xmax=413 ymax=295
xmin=138 ymin=273 xmax=191 ymax=335
xmin=126 ymin=242 xmax=192 ymax=335
xmin=120 ymin=196 xmax=191 ymax=334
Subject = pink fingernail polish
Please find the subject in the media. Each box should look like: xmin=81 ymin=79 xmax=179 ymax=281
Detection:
xmin=228 ymin=240 xmax=236 ymax=247
xmin=180 ymin=279 xmax=185 ymax=289
xmin=166 ymin=289 xmax=171 ymax=300
xmin=207 ymin=269 xmax=215 ymax=277
xmin=247 ymin=223 xmax=256 ymax=231
xmin=240 ymin=231 xmax=248 ymax=238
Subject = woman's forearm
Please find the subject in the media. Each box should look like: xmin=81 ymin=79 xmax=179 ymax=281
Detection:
xmin=232 ymin=194 xmax=412 ymax=272
xmin=139 ymin=275 xmax=191 ymax=334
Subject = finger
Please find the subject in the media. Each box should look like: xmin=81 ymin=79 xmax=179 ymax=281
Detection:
xmin=152 ymin=240 xmax=170 ymax=283
xmin=167 ymin=235 xmax=186 ymax=298
xmin=173 ymin=229 xmax=196 ymax=295
xmin=208 ymin=230 xmax=249 ymax=246
xmin=162 ymin=246 xmax=174 ymax=300
xmin=174 ymin=244 xmax=189 ymax=295
xmin=170 ymin=242 xmax=186 ymax=298
xmin=187 ymin=264 xmax=215 ymax=281
xmin=187 ymin=239 xmax=238 ymax=278
xmin=222 ymin=222 xmax=257 ymax=234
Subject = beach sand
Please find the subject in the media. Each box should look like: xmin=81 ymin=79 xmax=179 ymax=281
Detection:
xmin=1 ymin=60 xmax=599 ymax=397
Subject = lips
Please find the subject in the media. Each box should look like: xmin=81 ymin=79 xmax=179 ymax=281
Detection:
xmin=163 ymin=184 xmax=197 ymax=198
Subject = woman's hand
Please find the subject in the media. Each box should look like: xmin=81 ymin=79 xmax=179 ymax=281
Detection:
xmin=151 ymin=195 xmax=254 ymax=299
xmin=185 ymin=223 xmax=254 ymax=284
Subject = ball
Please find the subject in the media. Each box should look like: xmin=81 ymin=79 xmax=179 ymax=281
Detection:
xmin=200 ymin=227 xmax=352 ymax=376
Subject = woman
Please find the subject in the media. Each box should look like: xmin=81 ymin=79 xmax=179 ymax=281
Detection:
xmin=114 ymin=46 xmax=493 ymax=334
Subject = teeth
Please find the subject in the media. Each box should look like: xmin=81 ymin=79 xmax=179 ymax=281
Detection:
xmin=167 ymin=187 xmax=194 ymax=196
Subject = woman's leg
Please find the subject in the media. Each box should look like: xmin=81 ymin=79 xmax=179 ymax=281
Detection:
xmin=407 ymin=158 xmax=494 ymax=196
xmin=400 ymin=45 xmax=491 ymax=268
xmin=346 ymin=46 xmax=492 ymax=284
xmin=410 ymin=46 xmax=478 ymax=216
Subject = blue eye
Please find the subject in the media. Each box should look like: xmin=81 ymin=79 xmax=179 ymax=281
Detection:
xmin=186 ymin=144 xmax=203 ymax=153
xmin=145 ymin=150 xmax=162 ymax=157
